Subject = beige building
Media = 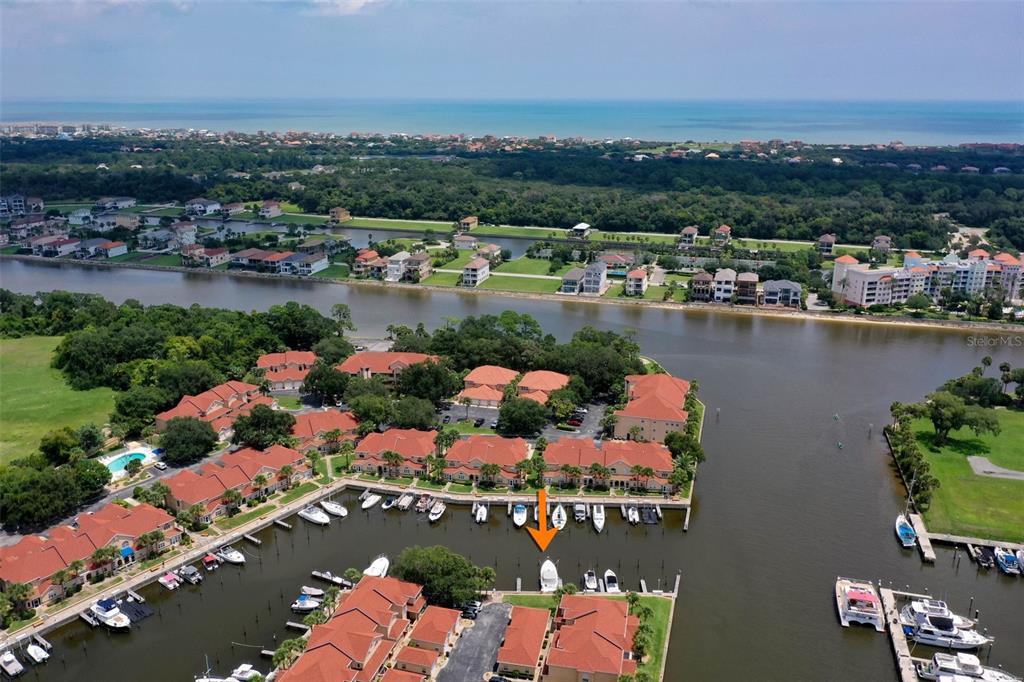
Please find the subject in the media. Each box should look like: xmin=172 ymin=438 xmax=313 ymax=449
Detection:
xmin=613 ymin=373 xmax=691 ymax=443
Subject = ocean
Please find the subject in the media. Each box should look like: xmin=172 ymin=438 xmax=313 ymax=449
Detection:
xmin=2 ymin=99 xmax=1022 ymax=145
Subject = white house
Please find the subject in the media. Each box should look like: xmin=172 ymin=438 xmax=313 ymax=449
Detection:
xmin=713 ymin=268 xmax=736 ymax=303
xmin=185 ymin=198 xmax=221 ymax=215
xmin=462 ymin=257 xmax=490 ymax=287
xmin=386 ymin=251 xmax=411 ymax=282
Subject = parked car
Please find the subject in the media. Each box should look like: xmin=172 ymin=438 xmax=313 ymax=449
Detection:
xmin=442 ymin=415 xmax=452 ymax=424
xmin=474 ymin=417 xmax=485 ymax=427
xmin=567 ymin=418 xmax=583 ymax=427
xmin=154 ymin=461 xmax=168 ymax=471
xmin=489 ymin=419 xmax=498 ymax=428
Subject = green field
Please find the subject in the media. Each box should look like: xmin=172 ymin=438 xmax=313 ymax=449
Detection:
xmin=493 ymin=257 xmax=567 ymax=276
xmin=277 ymin=481 xmax=319 ymax=505
xmin=276 ymin=213 xmax=329 ymax=225
xmin=439 ymin=252 xmax=476 ymax=269
xmin=636 ymin=596 xmax=673 ymax=679
xmin=346 ymin=217 xmax=453 ymax=231
xmin=1 ymin=246 xmax=21 ymax=255
xmin=140 ymin=254 xmax=183 ymax=266
xmin=423 ymin=272 xmax=462 ymax=287
xmin=276 ymin=396 xmax=303 ymax=409
xmin=914 ymin=411 xmax=1024 ymax=543
xmin=315 ymin=264 xmax=350 ymax=279
xmin=503 ymin=594 xmax=558 ymax=610
xmin=215 ymin=503 xmax=277 ymax=530
xmin=449 ymin=419 xmax=496 ymax=436
xmin=480 ymin=275 xmax=560 ymax=294
xmin=0 ymin=337 xmax=117 ymax=463
xmin=49 ymin=203 xmax=94 ymax=213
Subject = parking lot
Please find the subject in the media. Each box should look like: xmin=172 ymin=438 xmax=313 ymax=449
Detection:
xmin=438 ymin=602 xmax=511 ymax=682
xmin=540 ymin=403 xmax=605 ymax=441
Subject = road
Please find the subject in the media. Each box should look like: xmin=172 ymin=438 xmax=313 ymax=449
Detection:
xmin=438 ymin=602 xmax=511 ymax=682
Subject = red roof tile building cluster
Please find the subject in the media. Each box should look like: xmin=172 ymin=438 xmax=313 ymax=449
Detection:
xmin=496 ymin=605 xmax=550 ymax=677
xmin=258 ymin=351 xmax=318 ymax=391
xmin=516 ymin=370 xmax=570 ymax=405
xmin=456 ymin=365 xmax=520 ymax=407
xmin=154 ymin=380 xmax=272 ymax=439
xmin=351 ymin=429 xmax=438 ymax=478
xmin=337 ymin=352 xmax=437 ymax=382
xmin=613 ymin=373 xmax=692 ymax=443
xmin=443 ymin=435 xmax=531 ymax=486
xmin=544 ymin=438 xmax=676 ymax=491
xmin=291 ymin=409 xmax=359 ymax=453
xmin=546 ymin=595 xmax=640 ymax=681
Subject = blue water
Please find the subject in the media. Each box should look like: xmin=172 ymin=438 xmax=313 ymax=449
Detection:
xmin=3 ymin=99 xmax=1022 ymax=145
xmin=106 ymin=451 xmax=146 ymax=473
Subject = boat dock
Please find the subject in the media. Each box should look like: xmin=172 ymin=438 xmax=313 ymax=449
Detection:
xmin=907 ymin=514 xmax=935 ymax=562
xmin=78 ymin=611 xmax=99 ymax=627
xmin=878 ymin=588 xmax=933 ymax=682
xmin=285 ymin=621 xmax=310 ymax=633
xmin=31 ymin=634 xmax=52 ymax=652
xmin=273 ymin=519 xmax=292 ymax=530
xmin=126 ymin=588 xmax=145 ymax=603
xmin=243 ymin=534 xmax=262 ymax=546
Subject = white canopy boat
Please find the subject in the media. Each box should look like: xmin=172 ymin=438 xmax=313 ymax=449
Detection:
xmin=551 ymin=504 xmax=567 ymax=530
xmin=230 ymin=663 xmax=263 ymax=681
xmin=396 ymin=493 xmax=415 ymax=510
xmin=364 ymin=554 xmax=390 ymax=577
xmin=428 ymin=501 xmax=447 ymax=522
xmin=298 ymin=506 xmax=331 ymax=525
xmin=361 ymin=493 xmax=382 ymax=510
xmin=91 ymin=598 xmax=131 ymax=631
xmin=290 ymin=594 xmax=322 ymax=613
xmin=592 ymin=505 xmax=605 ymax=533
xmin=917 ymin=652 xmax=1021 ymax=682
xmin=900 ymin=606 xmax=992 ymax=649
xmin=0 ymin=652 xmax=24 ymax=678
xmin=627 ymin=505 xmax=640 ymax=525
xmin=573 ymin=502 xmax=587 ymax=523
xmin=25 ymin=643 xmax=49 ymax=665
xmin=540 ymin=559 xmax=559 ymax=593
xmin=834 ymin=577 xmax=884 ymax=632
xmin=301 ymin=585 xmax=325 ymax=598
xmin=513 ymin=504 xmax=528 ymax=527
xmin=908 ymin=599 xmax=975 ymax=630
xmin=603 ymin=569 xmax=620 ymax=593
xmin=320 ymin=499 xmax=348 ymax=517
xmin=217 ymin=546 xmax=246 ymax=565
xmin=381 ymin=496 xmax=398 ymax=510
xmin=583 ymin=569 xmax=598 ymax=592
xmin=158 ymin=572 xmax=179 ymax=590
xmin=475 ymin=504 xmax=488 ymax=523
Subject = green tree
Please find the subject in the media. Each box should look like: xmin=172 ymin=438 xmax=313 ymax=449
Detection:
xmin=90 ymin=546 xmax=121 ymax=573
xmin=278 ymin=464 xmax=295 ymax=489
xmin=75 ymin=423 xmax=105 ymax=455
xmin=479 ymin=462 xmax=501 ymax=487
xmin=392 ymin=545 xmax=496 ymax=608
xmin=393 ymin=396 xmax=437 ymax=429
xmin=587 ymin=462 xmax=611 ymax=489
xmin=433 ymin=427 xmax=458 ymax=455
xmin=161 ymin=417 xmax=219 ymax=465
xmin=312 ymin=336 xmax=355 ymax=365
xmin=348 ymin=394 xmax=395 ymax=428
xmin=382 ymin=450 xmax=405 ymax=478
xmin=221 ymin=488 xmax=243 ymax=515
xmin=39 ymin=427 xmax=79 ymax=466
xmin=231 ymin=404 xmax=297 ymax=449
xmin=125 ymin=458 xmax=143 ymax=477
xmin=301 ymin=362 xmax=350 ymax=405
xmin=396 ymin=360 xmax=461 ymax=406
xmin=924 ymin=391 xmax=1002 ymax=444
xmin=496 ymin=397 xmax=549 ymax=437
xmin=331 ymin=303 xmax=356 ymax=332
xmin=560 ymin=464 xmax=582 ymax=488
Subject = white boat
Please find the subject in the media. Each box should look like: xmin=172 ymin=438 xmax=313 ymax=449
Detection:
xmin=158 ymin=572 xmax=179 ymax=590
xmin=25 ymin=643 xmax=49 ymax=665
xmin=908 ymin=599 xmax=975 ymax=630
xmin=230 ymin=664 xmax=263 ymax=681
xmin=895 ymin=513 xmax=918 ymax=548
xmin=217 ymin=546 xmax=246 ymax=565
xmin=298 ymin=506 xmax=330 ymax=525
xmin=290 ymin=594 xmax=322 ymax=613
xmin=90 ymin=598 xmax=131 ymax=631
xmin=583 ymin=569 xmax=598 ymax=592
xmin=994 ymin=547 xmax=1021 ymax=575
xmin=428 ymin=501 xmax=447 ymax=522
xmin=603 ymin=569 xmax=620 ymax=593
xmin=627 ymin=505 xmax=640 ymax=525
xmin=1017 ymin=549 xmax=1024 ymax=570
xmin=475 ymin=504 xmax=488 ymax=523
xmin=592 ymin=505 xmax=605 ymax=533
xmin=397 ymin=493 xmax=415 ymax=510
xmin=364 ymin=554 xmax=390 ymax=577
xmin=917 ymin=652 xmax=1021 ymax=682
xmin=415 ymin=494 xmax=432 ymax=512
xmin=540 ymin=559 xmax=559 ymax=593
xmin=381 ymin=496 xmax=398 ymax=510
xmin=178 ymin=565 xmax=203 ymax=584
xmin=834 ymin=577 xmax=884 ymax=632
xmin=320 ymin=499 xmax=348 ymax=517
xmin=551 ymin=504 xmax=567 ymax=530
xmin=0 ymin=651 xmax=24 ymax=677
xmin=513 ymin=504 xmax=528 ymax=527
xmin=900 ymin=606 xmax=992 ymax=649
xmin=301 ymin=585 xmax=325 ymax=598
xmin=361 ymin=493 xmax=382 ymax=510
xmin=573 ymin=502 xmax=587 ymax=523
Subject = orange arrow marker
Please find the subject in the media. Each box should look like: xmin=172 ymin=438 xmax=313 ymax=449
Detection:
xmin=526 ymin=489 xmax=558 ymax=552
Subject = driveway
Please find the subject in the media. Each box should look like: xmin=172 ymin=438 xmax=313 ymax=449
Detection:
xmin=967 ymin=456 xmax=1024 ymax=481
xmin=438 ymin=602 xmax=511 ymax=682
xmin=540 ymin=403 xmax=605 ymax=441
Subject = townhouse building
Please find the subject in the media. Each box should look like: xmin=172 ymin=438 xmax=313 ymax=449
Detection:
xmin=352 ymin=429 xmax=438 ymax=478
xmin=462 ymin=257 xmax=490 ymax=287
xmin=337 ymin=352 xmax=437 ymax=382
xmin=613 ymin=373 xmax=691 ymax=443
xmin=457 ymin=365 xmax=519 ymax=407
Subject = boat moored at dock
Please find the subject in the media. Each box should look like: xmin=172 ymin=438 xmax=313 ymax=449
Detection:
xmin=360 ymin=493 xmax=382 ymax=510
xmin=414 ymin=494 xmax=432 ymax=512
xmin=90 ymin=598 xmax=132 ymax=632
xmin=834 ymin=577 xmax=884 ymax=632
xmin=592 ymin=504 xmax=605 ymax=533
xmin=540 ymin=559 xmax=559 ymax=593
xmin=298 ymin=506 xmax=331 ymax=525
xmin=900 ymin=606 xmax=993 ymax=649
xmin=216 ymin=546 xmax=246 ymax=565
xmin=310 ymin=570 xmax=352 ymax=587
xmin=364 ymin=554 xmax=390 ymax=577
xmin=0 ymin=651 xmax=24 ymax=678
xmin=994 ymin=547 xmax=1021 ymax=575
xmin=320 ymin=499 xmax=348 ymax=517
xmin=474 ymin=503 xmax=488 ymax=523
xmin=603 ymin=569 xmax=620 ymax=593
xmin=428 ymin=501 xmax=447 ymax=522
xmin=583 ymin=569 xmax=598 ymax=592
xmin=512 ymin=504 xmax=527 ymax=527
xmin=158 ymin=572 xmax=180 ymax=590
xmin=381 ymin=496 xmax=398 ymax=510
xmin=551 ymin=504 xmax=567 ymax=530
xmin=396 ymin=493 xmax=415 ymax=510
xmin=908 ymin=599 xmax=975 ymax=630
xmin=573 ymin=502 xmax=587 ymax=523
xmin=178 ymin=565 xmax=203 ymax=584
xmin=895 ymin=514 xmax=917 ymax=548
xmin=24 ymin=643 xmax=49 ymax=665
xmin=916 ymin=652 xmax=1021 ymax=682
xmin=290 ymin=594 xmax=322 ymax=613
xmin=301 ymin=585 xmax=325 ymax=598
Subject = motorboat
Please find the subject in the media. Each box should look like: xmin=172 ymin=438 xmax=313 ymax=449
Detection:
xmin=90 ymin=598 xmax=131 ymax=631
xmin=573 ymin=502 xmax=587 ymax=523
xmin=908 ymin=599 xmax=975 ymax=630
xmin=0 ymin=651 xmax=24 ymax=677
xmin=217 ymin=546 xmax=246 ymax=565
xmin=298 ymin=506 xmax=331 ymax=525
xmin=583 ymin=569 xmax=598 ymax=592
xmin=290 ymin=594 xmax=322 ymax=613
xmin=311 ymin=571 xmax=352 ymax=587
xmin=603 ymin=569 xmax=620 ymax=593
xmin=301 ymin=585 xmax=325 ymax=598
xmin=592 ymin=505 xmax=605 ymax=533
xmin=428 ymin=501 xmax=447 ymax=522
xmin=512 ymin=504 xmax=528 ymax=527
xmin=24 ymin=644 xmax=49 ymax=665
xmin=917 ymin=652 xmax=1021 ymax=682
xmin=361 ymin=493 xmax=382 ymax=510
xmin=381 ymin=496 xmax=398 ymax=511
xmin=230 ymin=664 xmax=263 ymax=681
xmin=415 ymin=494 xmax=432 ymax=512
xmin=895 ymin=514 xmax=917 ymax=548
xmin=475 ymin=504 xmax=488 ymax=523
xmin=972 ymin=546 xmax=996 ymax=569
xmin=994 ymin=547 xmax=1021 ymax=575
xmin=158 ymin=572 xmax=179 ymax=590
xmin=534 ymin=505 xmax=539 ymax=522
xmin=539 ymin=559 xmax=559 ymax=593
xmin=1017 ymin=549 xmax=1024 ymax=570
xmin=900 ymin=606 xmax=992 ymax=649
xmin=551 ymin=504 xmax=567 ymax=530
xmin=627 ymin=505 xmax=640 ymax=525
xmin=178 ymin=565 xmax=203 ymax=584
xmin=320 ymin=499 xmax=348 ymax=518
xmin=397 ymin=493 xmax=415 ymax=510
xmin=202 ymin=554 xmax=221 ymax=572
xmin=364 ymin=554 xmax=390 ymax=577
xmin=834 ymin=577 xmax=884 ymax=632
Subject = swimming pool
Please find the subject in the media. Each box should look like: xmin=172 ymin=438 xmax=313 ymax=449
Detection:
xmin=106 ymin=452 xmax=147 ymax=473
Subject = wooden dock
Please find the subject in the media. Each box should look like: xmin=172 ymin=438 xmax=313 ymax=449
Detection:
xmin=243 ymin=534 xmax=262 ymax=546
xmin=274 ymin=519 xmax=292 ymax=530
xmin=927 ymin=532 xmax=1024 ymax=553
xmin=285 ymin=621 xmax=310 ymax=632
xmin=908 ymin=514 xmax=935 ymax=562
xmin=260 ymin=649 xmax=275 ymax=659
xmin=878 ymin=588 xmax=922 ymax=682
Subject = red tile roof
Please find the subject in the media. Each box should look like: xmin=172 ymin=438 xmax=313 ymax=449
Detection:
xmin=337 ymin=352 xmax=436 ymax=376
xmin=627 ymin=269 xmax=646 ymax=279
xmin=395 ymin=645 xmax=439 ymax=667
xmin=266 ymin=367 xmax=310 ymax=383
xmin=445 ymin=435 xmax=530 ymax=469
xmin=547 ymin=595 xmax=639 ymax=677
xmin=356 ymin=429 xmax=437 ymax=458
xmin=497 ymin=605 xmax=550 ymax=668
xmin=155 ymin=381 xmax=259 ymax=422
xmin=969 ymin=248 xmax=990 ymax=258
xmin=614 ymin=373 xmax=691 ymax=423
xmin=457 ymin=385 xmax=505 ymax=403
xmin=994 ymin=252 xmax=1021 ymax=266
xmin=258 ymin=351 xmax=317 ymax=369
xmin=409 ymin=605 xmax=461 ymax=646
xmin=544 ymin=438 xmax=673 ymax=472
xmin=519 ymin=389 xmax=550 ymax=405
xmin=292 ymin=410 xmax=359 ymax=440
xmin=380 ymin=670 xmax=424 ymax=682
xmin=834 ymin=255 xmax=859 ymax=264
xmin=464 ymin=365 xmax=519 ymax=387
xmin=518 ymin=370 xmax=569 ymax=393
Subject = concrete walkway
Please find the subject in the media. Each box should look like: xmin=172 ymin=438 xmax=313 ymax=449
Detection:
xmin=435 ymin=268 xmax=561 ymax=281
xmin=967 ymin=456 xmax=1024 ymax=481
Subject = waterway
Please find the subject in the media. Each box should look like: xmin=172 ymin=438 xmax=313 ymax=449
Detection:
xmin=1 ymin=259 xmax=1022 ymax=682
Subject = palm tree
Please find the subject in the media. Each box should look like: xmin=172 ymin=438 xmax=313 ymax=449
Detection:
xmin=588 ymin=462 xmax=611 ymax=490
xmin=459 ymin=396 xmax=472 ymax=419
xmin=628 ymin=425 xmax=643 ymax=441
xmin=479 ymin=463 xmax=501 ymax=487
xmin=324 ymin=429 xmax=343 ymax=454
xmin=630 ymin=465 xmax=654 ymax=491
xmin=279 ymin=464 xmax=294 ymax=489
xmin=222 ymin=488 xmax=243 ymax=513
xmin=5 ymin=582 xmax=33 ymax=610
xmin=434 ymin=428 xmax=458 ymax=456
xmin=560 ymin=464 xmax=582 ymax=489
xmin=381 ymin=450 xmax=404 ymax=478
xmin=52 ymin=569 xmax=71 ymax=594
xmin=253 ymin=473 xmax=269 ymax=497
xmin=137 ymin=530 xmax=165 ymax=553
xmin=514 ymin=459 xmax=532 ymax=488
xmin=426 ymin=453 xmax=446 ymax=483
xmin=90 ymin=546 xmax=120 ymax=573
xmin=307 ymin=450 xmax=322 ymax=478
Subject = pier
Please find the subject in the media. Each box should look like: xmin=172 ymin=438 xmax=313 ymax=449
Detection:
xmin=273 ymin=519 xmax=292 ymax=530
xmin=285 ymin=621 xmax=310 ymax=633
xmin=878 ymin=588 xmax=930 ymax=682
xmin=243 ymin=534 xmax=262 ymax=546
xmin=908 ymin=514 xmax=935 ymax=562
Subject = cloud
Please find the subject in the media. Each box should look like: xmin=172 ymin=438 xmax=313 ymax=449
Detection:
xmin=302 ymin=0 xmax=391 ymax=16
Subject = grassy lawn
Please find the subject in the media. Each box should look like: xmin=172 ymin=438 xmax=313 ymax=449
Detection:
xmin=494 ymin=257 xmax=560 ymax=276
xmin=140 ymin=254 xmax=183 ymax=266
xmin=276 ymin=213 xmax=329 ymax=225
xmin=215 ymin=503 xmax=277 ymax=530
xmin=315 ymin=264 xmax=350 ymax=279
xmin=276 ymin=396 xmax=303 ymax=409
xmin=439 ymin=252 xmax=476 ymax=269
xmin=415 ymin=479 xmax=446 ymax=490
xmin=448 ymin=483 xmax=475 ymax=494
xmin=472 ymin=225 xmax=564 ymax=239
xmin=382 ymin=475 xmax=415 ymax=486
xmin=583 ymin=487 xmax=622 ymax=496
xmin=636 ymin=596 xmax=673 ymax=679
xmin=479 ymin=275 xmax=560 ymax=294
xmin=0 ymin=337 xmax=117 ymax=463
xmin=1 ymin=245 xmax=21 ymax=255
xmin=344 ymin=217 xmax=452 ymax=231
xmin=107 ymin=252 xmax=147 ymax=262
xmin=913 ymin=411 xmax=1024 ymax=543
xmin=423 ymin=271 xmax=462 ymax=287
xmin=279 ymin=201 xmax=303 ymax=213
xmin=277 ymin=481 xmax=319 ymax=505
xmin=449 ymin=419 xmax=497 ymax=436
xmin=331 ymin=454 xmax=353 ymax=474
xmin=147 ymin=207 xmax=186 ymax=217
xmin=503 ymin=594 xmax=558 ymax=610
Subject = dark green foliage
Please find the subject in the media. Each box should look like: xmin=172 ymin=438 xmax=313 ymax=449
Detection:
xmin=393 ymin=545 xmax=496 ymax=608
xmin=301 ymin=362 xmax=350 ymax=405
xmin=392 ymin=396 xmax=437 ymax=430
xmin=395 ymin=360 xmax=461 ymax=406
xmin=312 ymin=336 xmax=355 ymax=364
xmin=231 ymin=404 xmax=296 ymax=450
xmin=161 ymin=417 xmax=219 ymax=465
xmin=497 ymin=398 xmax=549 ymax=437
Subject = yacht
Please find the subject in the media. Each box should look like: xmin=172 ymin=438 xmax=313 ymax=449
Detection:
xmin=573 ymin=502 xmax=587 ymax=523
xmin=475 ymin=504 xmax=488 ymax=523
xmin=551 ymin=504 xmax=567 ymax=530
xmin=994 ymin=547 xmax=1021 ymax=575
xmin=178 ymin=565 xmax=203 ymax=584
xmin=895 ymin=513 xmax=917 ymax=548
xmin=428 ymin=501 xmax=447 ymax=522
xmin=627 ymin=505 xmax=640 ymax=525
xmin=512 ymin=504 xmax=528 ymax=527
xmin=908 ymin=599 xmax=975 ymax=630
xmin=364 ymin=554 xmax=390 ymax=577
xmin=24 ymin=643 xmax=49 ymax=665
xmin=583 ymin=569 xmax=598 ymax=592
xmin=290 ymin=594 xmax=322 ymax=613
xmin=0 ymin=651 xmax=24 ymax=678
xmin=917 ymin=652 xmax=1021 ymax=682
xmin=415 ymin=494 xmax=432 ymax=512
xmin=900 ymin=606 xmax=992 ymax=649
xmin=603 ymin=569 xmax=620 ymax=593
xmin=298 ymin=506 xmax=331 ymax=525
xmin=301 ymin=585 xmax=325 ymax=598
xmin=834 ymin=577 xmax=884 ymax=632
xmin=539 ymin=559 xmax=559 ymax=593
xmin=396 ymin=493 xmax=415 ymax=510
xmin=229 ymin=664 xmax=263 ymax=681
xmin=592 ymin=505 xmax=605 ymax=533
xmin=217 ymin=546 xmax=246 ymax=565
xmin=320 ymin=499 xmax=348 ymax=517
xmin=381 ymin=496 xmax=398 ymax=511
xmin=361 ymin=493 xmax=382 ymax=510
xmin=90 ymin=598 xmax=131 ymax=631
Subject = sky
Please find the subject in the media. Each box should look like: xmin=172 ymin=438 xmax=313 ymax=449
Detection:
xmin=1 ymin=0 xmax=1022 ymax=102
